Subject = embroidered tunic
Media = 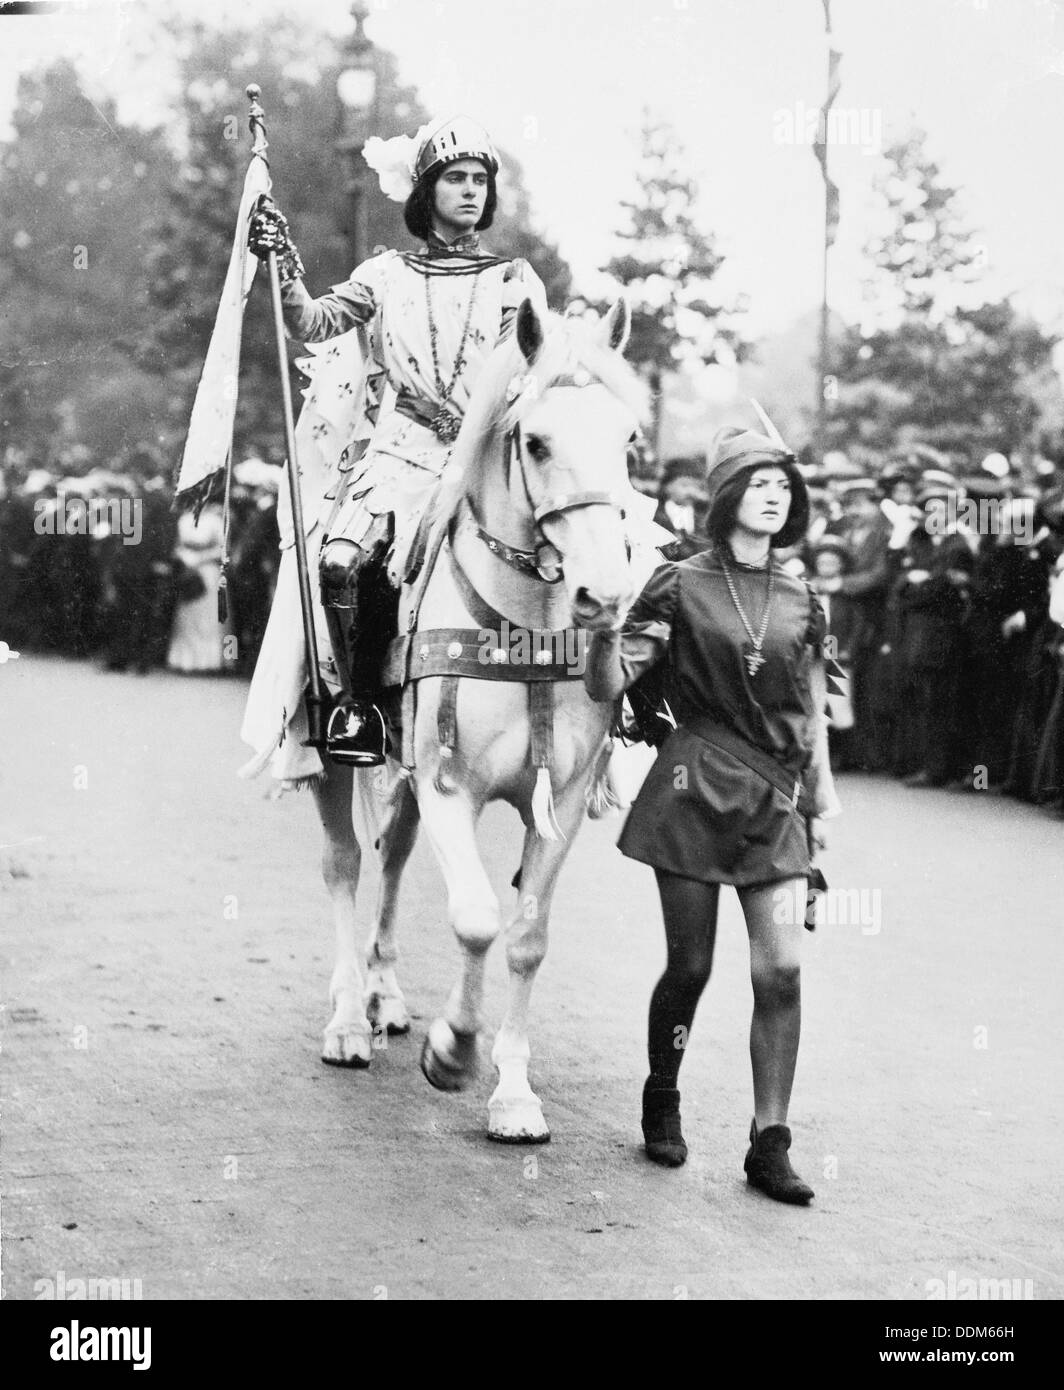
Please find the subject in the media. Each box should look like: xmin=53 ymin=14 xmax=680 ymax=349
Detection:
xmin=613 ymin=546 xmax=835 ymax=886
xmin=281 ymin=236 xmax=547 ymax=577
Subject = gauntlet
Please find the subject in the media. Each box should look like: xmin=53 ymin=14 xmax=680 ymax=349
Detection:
xmin=247 ymin=200 xmax=306 ymax=287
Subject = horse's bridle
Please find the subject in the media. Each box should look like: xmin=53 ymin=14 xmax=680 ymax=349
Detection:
xmin=468 ymin=377 xmax=632 ymax=584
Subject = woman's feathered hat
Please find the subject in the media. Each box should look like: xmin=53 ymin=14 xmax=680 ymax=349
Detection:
xmin=363 ymin=115 xmax=499 ymax=204
xmin=704 ymin=401 xmax=810 ymax=547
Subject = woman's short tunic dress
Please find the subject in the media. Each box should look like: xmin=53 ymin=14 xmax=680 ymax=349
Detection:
xmin=282 ymin=241 xmax=547 ymax=579
xmin=616 ymin=546 xmax=828 ymax=887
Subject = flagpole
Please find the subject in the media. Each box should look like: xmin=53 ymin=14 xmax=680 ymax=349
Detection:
xmin=246 ymin=84 xmax=326 ymax=751
xmin=818 ymin=194 xmax=829 ymax=454
xmin=815 ymin=0 xmax=839 ymax=460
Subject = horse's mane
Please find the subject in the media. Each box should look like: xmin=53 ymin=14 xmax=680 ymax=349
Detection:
xmin=434 ymin=310 xmax=649 ymax=524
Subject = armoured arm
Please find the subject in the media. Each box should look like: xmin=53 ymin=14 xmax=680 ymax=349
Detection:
xmin=279 ymin=277 xmax=377 ymax=343
xmin=248 ymin=201 xmax=377 ymax=342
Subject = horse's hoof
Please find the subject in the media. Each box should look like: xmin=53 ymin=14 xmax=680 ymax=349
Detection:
xmin=321 ymin=1028 xmax=373 ymax=1068
xmin=366 ymin=993 xmax=411 ymax=1036
xmin=419 ymin=1023 xmax=478 ymax=1092
xmin=487 ymin=1096 xmax=551 ymax=1144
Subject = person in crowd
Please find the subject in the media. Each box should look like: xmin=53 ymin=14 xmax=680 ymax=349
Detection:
xmin=99 ymin=451 xmax=178 ymax=674
xmin=803 ymin=477 xmax=834 ymax=550
xmin=42 ymin=472 xmax=104 ymax=656
xmin=1032 ymin=554 xmax=1064 ymax=814
xmin=1004 ymin=483 xmax=1064 ymax=799
xmin=3 ymin=469 xmax=53 ymax=651
xmin=773 ymin=541 xmax=809 ymax=578
xmin=812 ymin=479 xmax=892 ymax=771
xmin=861 ymin=466 xmax=923 ymax=773
xmin=957 ymin=483 xmax=1047 ymax=788
xmin=810 ymin=535 xmax=858 ymax=769
xmin=894 ymin=471 xmax=975 ymax=787
xmin=167 ymin=502 xmax=233 ymax=674
xmin=880 ymin=464 xmax=919 ymax=516
xmin=585 ymin=421 xmax=841 ymax=1204
xmin=653 ymin=456 xmax=709 ymax=559
xmin=226 ymin=458 xmax=281 ymax=674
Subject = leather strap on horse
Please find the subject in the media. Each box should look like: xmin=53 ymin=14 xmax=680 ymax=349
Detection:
xmin=446 ymin=535 xmax=516 ymax=630
xmin=384 ymin=628 xmax=583 ymax=685
xmin=530 ymin=681 xmax=554 ymax=770
xmin=437 ymin=675 xmax=459 ymax=783
xmin=393 ymin=484 xmax=456 ymax=770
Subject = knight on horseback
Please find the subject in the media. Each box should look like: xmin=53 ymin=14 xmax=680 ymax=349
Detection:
xmin=247 ymin=115 xmax=548 ymax=765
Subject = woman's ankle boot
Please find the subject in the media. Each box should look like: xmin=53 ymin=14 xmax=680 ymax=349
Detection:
xmin=642 ymin=1082 xmax=688 ymax=1167
xmin=744 ymin=1119 xmax=814 ymax=1203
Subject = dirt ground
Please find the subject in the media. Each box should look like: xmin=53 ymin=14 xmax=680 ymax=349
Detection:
xmin=2 ymin=655 xmax=1062 ymax=1300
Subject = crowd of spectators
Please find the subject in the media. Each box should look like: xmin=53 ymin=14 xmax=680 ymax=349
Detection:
xmin=5 ymin=437 xmax=1064 ymax=816
xmin=0 ymin=445 xmax=281 ymax=677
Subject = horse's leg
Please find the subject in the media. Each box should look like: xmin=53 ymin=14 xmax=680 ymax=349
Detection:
xmin=488 ymin=783 xmax=587 ymax=1142
xmin=363 ymin=768 xmax=419 ymax=1037
xmin=415 ymin=784 xmax=498 ymax=1091
xmin=313 ymin=763 xmax=374 ymax=1068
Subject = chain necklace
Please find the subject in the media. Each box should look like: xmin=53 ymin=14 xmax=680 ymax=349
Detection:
xmin=424 ymin=269 xmax=481 ymax=443
xmin=720 ymin=546 xmax=776 ymax=677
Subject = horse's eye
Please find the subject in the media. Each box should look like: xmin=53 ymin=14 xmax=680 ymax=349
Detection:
xmin=524 ymin=434 xmax=549 ymax=463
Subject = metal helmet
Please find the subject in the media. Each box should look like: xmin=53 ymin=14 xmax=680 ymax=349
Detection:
xmin=414 ymin=116 xmax=499 ymax=184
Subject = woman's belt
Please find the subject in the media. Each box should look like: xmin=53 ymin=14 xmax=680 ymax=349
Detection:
xmin=394 ymin=389 xmax=455 ymax=432
xmin=685 ymin=715 xmax=815 ymax=818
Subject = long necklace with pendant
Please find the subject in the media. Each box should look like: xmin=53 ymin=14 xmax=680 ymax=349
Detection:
xmin=720 ymin=549 xmax=775 ymax=677
xmin=424 ymin=268 xmax=481 ymax=443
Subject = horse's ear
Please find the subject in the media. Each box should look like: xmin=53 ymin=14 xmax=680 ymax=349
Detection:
xmin=601 ymin=297 xmax=631 ymax=354
xmin=516 ymin=298 xmax=544 ymax=365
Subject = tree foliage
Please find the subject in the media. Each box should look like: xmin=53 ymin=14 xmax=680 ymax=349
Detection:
xmin=828 ymin=129 xmax=1059 ymax=458
xmin=600 ymin=110 xmax=748 ymax=456
xmin=0 ymin=17 xmax=573 ymax=473
xmin=0 ymin=61 xmax=176 ymax=464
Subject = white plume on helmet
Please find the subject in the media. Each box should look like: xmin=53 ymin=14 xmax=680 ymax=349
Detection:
xmin=362 ymin=116 xmax=498 ymax=203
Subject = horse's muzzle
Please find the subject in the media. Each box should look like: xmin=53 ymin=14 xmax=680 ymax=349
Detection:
xmin=571 ymin=588 xmax=633 ymax=631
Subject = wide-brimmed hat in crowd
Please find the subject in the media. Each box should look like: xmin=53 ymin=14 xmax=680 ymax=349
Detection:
xmin=836 ymin=477 xmax=880 ymax=502
xmin=916 ymin=469 xmax=964 ymax=505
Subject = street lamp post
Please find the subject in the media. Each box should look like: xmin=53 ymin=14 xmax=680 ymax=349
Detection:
xmin=336 ymin=1 xmax=379 ymax=268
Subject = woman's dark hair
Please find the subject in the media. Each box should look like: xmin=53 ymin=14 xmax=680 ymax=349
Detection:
xmin=403 ymin=162 xmax=497 ymax=241
xmin=707 ymin=459 xmax=810 ymax=549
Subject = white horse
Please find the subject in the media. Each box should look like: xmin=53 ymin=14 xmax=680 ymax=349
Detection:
xmin=313 ymin=297 xmax=646 ymax=1141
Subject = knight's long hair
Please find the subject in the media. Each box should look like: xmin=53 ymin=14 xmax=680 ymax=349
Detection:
xmin=404 ymin=163 xmax=498 ymax=240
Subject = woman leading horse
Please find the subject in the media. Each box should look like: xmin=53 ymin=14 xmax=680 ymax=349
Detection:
xmin=585 ymin=422 xmax=842 ymax=1202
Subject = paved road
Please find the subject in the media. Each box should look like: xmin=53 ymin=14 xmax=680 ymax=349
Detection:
xmin=3 ymin=655 xmax=1062 ymax=1300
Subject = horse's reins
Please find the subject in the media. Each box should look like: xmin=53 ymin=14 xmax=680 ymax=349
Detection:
xmin=467 ymin=408 xmax=629 ymax=584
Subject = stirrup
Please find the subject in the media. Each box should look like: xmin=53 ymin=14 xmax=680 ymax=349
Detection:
xmin=325 ymin=701 xmax=388 ymax=767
